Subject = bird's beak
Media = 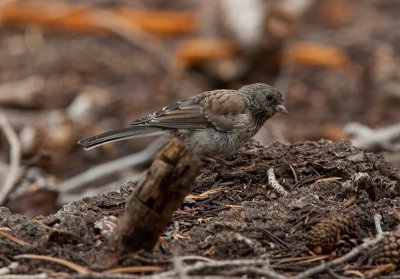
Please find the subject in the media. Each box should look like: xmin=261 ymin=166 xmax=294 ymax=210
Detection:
xmin=275 ymin=104 xmax=289 ymax=114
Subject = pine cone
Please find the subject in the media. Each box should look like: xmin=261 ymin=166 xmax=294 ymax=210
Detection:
xmin=373 ymin=231 xmax=400 ymax=265
xmin=330 ymin=234 xmax=359 ymax=258
xmin=305 ymin=215 xmax=357 ymax=254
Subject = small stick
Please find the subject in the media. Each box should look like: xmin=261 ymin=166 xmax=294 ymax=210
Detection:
xmin=345 ymin=122 xmax=400 ymax=152
xmin=61 ymin=137 xmax=167 ymax=193
xmin=267 ymin=168 xmax=288 ymax=196
xmin=0 ymin=114 xmax=22 ymax=205
xmin=162 ymin=258 xmax=286 ymax=279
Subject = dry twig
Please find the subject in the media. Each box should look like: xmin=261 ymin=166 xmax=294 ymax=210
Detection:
xmin=0 ymin=113 xmax=22 ymax=205
xmin=60 ymin=137 xmax=167 ymax=193
xmin=345 ymin=122 xmax=400 ymax=152
xmin=104 ymin=266 xmax=162 ymax=274
xmin=0 ymin=274 xmax=47 ymax=279
xmin=267 ymin=168 xmax=288 ymax=196
xmin=161 ymin=258 xmax=286 ymax=279
xmin=59 ymin=175 xmax=140 ymax=204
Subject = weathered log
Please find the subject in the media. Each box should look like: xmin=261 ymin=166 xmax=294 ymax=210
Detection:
xmin=115 ymin=137 xmax=200 ymax=252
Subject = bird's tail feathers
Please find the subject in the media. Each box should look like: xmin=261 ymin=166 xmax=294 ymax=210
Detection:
xmin=78 ymin=126 xmax=164 ymax=150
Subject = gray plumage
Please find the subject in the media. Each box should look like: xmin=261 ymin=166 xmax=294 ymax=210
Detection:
xmin=78 ymin=83 xmax=288 ymax=156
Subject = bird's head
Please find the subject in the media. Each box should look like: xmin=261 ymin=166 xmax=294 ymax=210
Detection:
xmin=239 ymin=83 xmax=288 ymax=117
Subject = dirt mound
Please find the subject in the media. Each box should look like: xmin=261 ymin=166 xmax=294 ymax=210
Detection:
xmin=1 ymin=140 xmax=399 ymax=277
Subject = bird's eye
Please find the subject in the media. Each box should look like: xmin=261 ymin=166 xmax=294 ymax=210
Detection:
xmin=266 ymin=95 xmax=273 ymax=101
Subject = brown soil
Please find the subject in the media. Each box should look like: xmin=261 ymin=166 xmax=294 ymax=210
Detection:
xmin=1 ymin=140 xmax=399 ymax=277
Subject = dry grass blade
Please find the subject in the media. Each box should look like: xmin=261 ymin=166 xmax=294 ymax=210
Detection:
xmin=224 ymin=204 xmax=242 ymax=209
xmin=178 ymin=255 xmax=216 ymax=263
xmin=0 ymin=229 xmax=29 ymax=246
xmin=104 ymin=265 xmax=162 ymax=274
xmin=363 ymin=263 xmax=397 ymax=278
xmin=273 ymin=255 xmax=329 ymax=265
xmin=315 ymin=177 xmax=342 ymax=182
xmin=14 ymin=254 xmax=90 ymax=274
xmin=289 ymin=164 xmax=299 ymax=184
xmin=185 ymin=187 xmax=228 ymax=201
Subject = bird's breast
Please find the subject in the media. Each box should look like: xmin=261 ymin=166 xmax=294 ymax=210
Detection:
xmin=177 ymin=128 xmax=253 ymax=157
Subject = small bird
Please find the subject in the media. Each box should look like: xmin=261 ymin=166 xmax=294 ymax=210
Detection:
xmin=78 ymin=83 xmax=288 ymax=157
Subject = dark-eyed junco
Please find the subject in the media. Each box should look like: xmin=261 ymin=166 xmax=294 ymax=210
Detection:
xmin=78 ymin=83 xmax=288 ymax=157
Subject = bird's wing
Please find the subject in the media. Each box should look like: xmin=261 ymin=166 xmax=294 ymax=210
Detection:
xmin=201 ymin=90 xmax=249 ymax=131
xmin=131 ymin=90 xmax=249 ymax=131
xmin=131 ymin=96 xmax=212 ymax=130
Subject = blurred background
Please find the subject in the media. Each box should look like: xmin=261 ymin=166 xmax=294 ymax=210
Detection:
xmin=0 ymin=0 xmax=399 ymax=217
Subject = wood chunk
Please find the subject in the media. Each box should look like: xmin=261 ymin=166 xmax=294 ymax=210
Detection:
xmin=175 ymin=39 xmax=239 ymax=65
xmin=0 ymin=1 xmax=197 ymax=36
xmin=115 ymin=138 xmax=200 ymax=252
